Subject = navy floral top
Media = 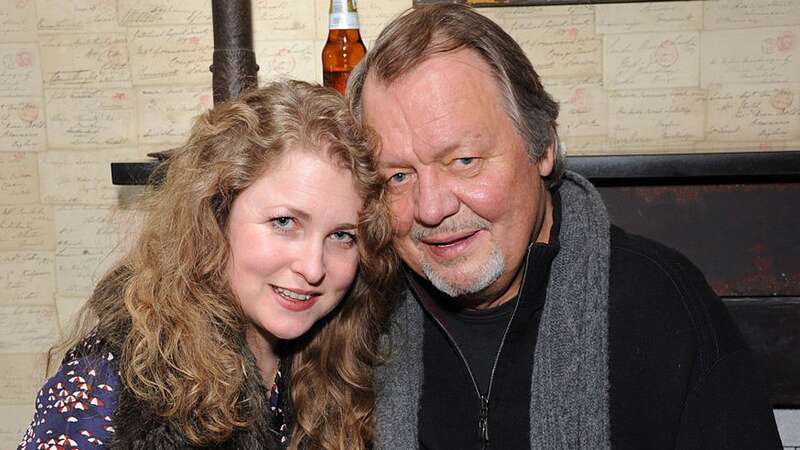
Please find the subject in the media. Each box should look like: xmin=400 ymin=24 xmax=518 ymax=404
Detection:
xmin=17 ymin=337 xmax=119 ymax=449
xmin=17 ymin=337 xmax=289 ymax=449
xmin=269 ymin=368 xmax=289 ymax=447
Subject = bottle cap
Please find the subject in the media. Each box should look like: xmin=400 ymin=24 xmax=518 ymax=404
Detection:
xmin=329 ymin=0 xmax=360 ymax=29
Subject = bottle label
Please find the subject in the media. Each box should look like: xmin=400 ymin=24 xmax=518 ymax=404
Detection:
xmin=329 ymin=12 xmax=359 ymax=30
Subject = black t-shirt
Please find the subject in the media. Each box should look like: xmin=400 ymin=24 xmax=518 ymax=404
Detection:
xmin=436 ymin=296 xmax=517 ymax=394
xmin=413 ymin=239 xmax=558 ymax=450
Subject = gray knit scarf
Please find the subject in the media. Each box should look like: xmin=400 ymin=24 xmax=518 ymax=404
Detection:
xmin=374 ymin=170 xmax=611 ymax=449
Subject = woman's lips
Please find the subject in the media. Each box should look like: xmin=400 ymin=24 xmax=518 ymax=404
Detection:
xmin=271 ymin=285 xmax=319 ymax=312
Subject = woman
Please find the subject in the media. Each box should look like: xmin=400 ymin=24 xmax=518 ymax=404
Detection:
xmin=17 ymin=81 xmax=397 ymax=450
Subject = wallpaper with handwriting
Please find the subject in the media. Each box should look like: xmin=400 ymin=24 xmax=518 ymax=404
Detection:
xmin=0 ymin=0 xmax=797 ymax=446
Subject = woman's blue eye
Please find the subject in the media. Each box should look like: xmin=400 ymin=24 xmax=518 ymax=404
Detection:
xmin=331 ymin=231 xmax=356 ymax=243
xmin=271 ymin=217 xmax=295 ymax=231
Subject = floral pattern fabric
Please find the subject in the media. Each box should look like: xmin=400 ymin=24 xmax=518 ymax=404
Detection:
xmin=18 ymin=337 xmax=290 ymax=449
xmin=17 ymin=337 xmax=119 ymax=450
xmin=269 ymin=368 xmax=289 ymax=448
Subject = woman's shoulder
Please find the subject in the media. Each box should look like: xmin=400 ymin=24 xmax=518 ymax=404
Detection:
xmin=17 ymin=334 xmax=121 ymax=450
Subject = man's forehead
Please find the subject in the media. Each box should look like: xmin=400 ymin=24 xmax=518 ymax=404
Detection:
xmin=366 ymin=49 xmax=493 ymax=92
xmin=362 ymin=53 xmax=508 ymax=165
xmin=364 ymin=103 xmax=477 ymax=166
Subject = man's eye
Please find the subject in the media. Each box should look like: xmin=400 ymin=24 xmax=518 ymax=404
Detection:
xmin=389 ymin=172 xmax=408 ymax=184
xmin=455 ymin=157 xmax=475 ymax=166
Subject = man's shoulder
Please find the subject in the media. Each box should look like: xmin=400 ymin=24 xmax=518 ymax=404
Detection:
xmin=609 ymin=224 xmax=718 ymax=304
xmin=609 ymin=224 xmax=701 ymax=280
xmin=605 ymin=230 xmax=780 ymax=449
xmin=607 ymin=224 xmax=747 ymax=366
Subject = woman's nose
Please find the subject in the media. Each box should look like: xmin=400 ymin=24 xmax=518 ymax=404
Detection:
xmin=290 ymin=239 xmax=326 ymax=285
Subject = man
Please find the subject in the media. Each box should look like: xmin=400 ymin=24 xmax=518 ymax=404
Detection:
xmin=348 ymin=4 xmax=781 ymax=450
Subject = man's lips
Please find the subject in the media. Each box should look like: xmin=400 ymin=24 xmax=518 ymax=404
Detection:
xmin=419 ymin=230 xmax=483 ymax=258
xmin=420 ymin=230 xmax=479 ymax=246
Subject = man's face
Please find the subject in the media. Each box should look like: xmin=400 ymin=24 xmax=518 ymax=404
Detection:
xmin=361 ymin=48 xmax=553 ymax=307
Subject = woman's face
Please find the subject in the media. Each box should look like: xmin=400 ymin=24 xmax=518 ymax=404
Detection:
xmin=226 ymin=147 xmax=362 ymax=341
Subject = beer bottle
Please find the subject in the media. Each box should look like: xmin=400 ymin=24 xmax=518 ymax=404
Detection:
xmin=322 ymin=0 xmax=367 ymax=95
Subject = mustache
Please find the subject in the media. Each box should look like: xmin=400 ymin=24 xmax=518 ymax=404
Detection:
xmin=410 ymin=214 xmax=491 ymax=241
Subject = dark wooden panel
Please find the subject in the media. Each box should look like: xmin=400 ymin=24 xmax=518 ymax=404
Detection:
xmin=571 ymin=151 xmax=800 ymax=180
xmin=111 ymin=151 xmax=800 ymax=185
xmin=597 ymin=182 xmax=800 ymax=297
xmin=723 ymin=297 xmax=800 ymax=407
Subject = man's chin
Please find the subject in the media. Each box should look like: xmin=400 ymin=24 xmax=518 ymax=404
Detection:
xmin=415 ymin=244 xmax=502 ymax=295
xmin=423 ymin=260 xmax=503 ymax=299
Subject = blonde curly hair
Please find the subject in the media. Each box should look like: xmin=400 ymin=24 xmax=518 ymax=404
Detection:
xmin=54 ymin=81 xmax=398 ymax=449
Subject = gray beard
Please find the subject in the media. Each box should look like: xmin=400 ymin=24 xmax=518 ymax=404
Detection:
xmin=421 ymin=244 xmax=505 ymax=298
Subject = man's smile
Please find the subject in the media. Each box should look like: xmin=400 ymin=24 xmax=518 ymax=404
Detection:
xmin=421 ymin=229 xmax=485 ymax=259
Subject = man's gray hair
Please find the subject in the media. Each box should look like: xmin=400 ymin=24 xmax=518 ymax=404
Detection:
xmin=347 ymin=3 xmax=563 ymax=188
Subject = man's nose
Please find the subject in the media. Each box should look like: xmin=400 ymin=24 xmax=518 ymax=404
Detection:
xmin=415 ymin=170 xmax=459 ymax=226
xmin=291 ymin=239 xmax=326 ymax=285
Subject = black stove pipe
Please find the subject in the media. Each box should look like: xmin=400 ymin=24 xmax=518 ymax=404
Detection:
xmin=210 ymin=0 xmax=259 ymax=104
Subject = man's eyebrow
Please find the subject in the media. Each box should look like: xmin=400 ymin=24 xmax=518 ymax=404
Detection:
xmin=430 ymin=132 xmax=488 ymax=159
xmin=379 ymin=140 xmax=482 ymax=169
xmin=378 ymin=159 xmax=405 ymax=169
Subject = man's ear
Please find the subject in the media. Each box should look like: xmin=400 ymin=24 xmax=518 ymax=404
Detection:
xmin=537 ymin=140 xmax=555 ymax=178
